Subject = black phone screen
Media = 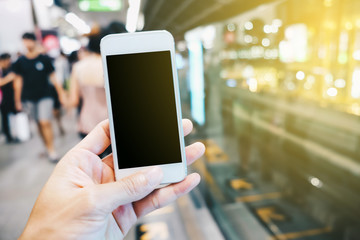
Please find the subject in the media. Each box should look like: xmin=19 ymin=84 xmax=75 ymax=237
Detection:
xmin=106 ymin=50 xmax=182 ymax=169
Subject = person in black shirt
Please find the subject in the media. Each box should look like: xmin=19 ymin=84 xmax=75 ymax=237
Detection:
xmin=12 ymin=33 xmax=64 ymax=162
xmin=0 ymin=53 xmax=17 ymax=143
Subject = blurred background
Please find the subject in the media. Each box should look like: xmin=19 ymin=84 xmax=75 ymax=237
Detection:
xmin=1 ymin=0 xmax=360 ymax=239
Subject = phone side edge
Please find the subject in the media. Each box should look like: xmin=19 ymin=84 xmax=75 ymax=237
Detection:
xmin=100 ymin=43 xmax=121 ymax=181
xmin=169 ymin=36 xmax=188 ymax=181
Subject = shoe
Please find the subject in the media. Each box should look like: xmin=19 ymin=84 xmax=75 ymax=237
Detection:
xmin=48 ymin=151 xmax=59 ymax=163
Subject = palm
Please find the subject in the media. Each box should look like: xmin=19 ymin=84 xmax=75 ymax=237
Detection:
xmin=99 ymin=155 xmax=131 ymax=239
xmin=65 ymin=119 xmax=204 ymax=239
xmin=98 ymin=151 xmax=201 ymax=237
xmin=98 ymin=155 xmax=134 ymax=237
xmin=21 ymin=119 xmax=204 ymax=240
xmin=100 ymin=159 xmax=137 ymax=236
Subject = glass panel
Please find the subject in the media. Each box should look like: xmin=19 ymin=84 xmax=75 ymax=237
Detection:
xmin=181 ymin=0 xmax=360 ymax=239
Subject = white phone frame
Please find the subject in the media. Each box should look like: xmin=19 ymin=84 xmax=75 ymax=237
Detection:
xmin=100 ymin=31 xmax=187 ymax=184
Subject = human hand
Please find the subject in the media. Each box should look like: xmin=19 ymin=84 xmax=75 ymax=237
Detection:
xmin=15 ymin=101 xmax=22 ymax=112
xmin=19 ymin=119 xmax=205 ymax=240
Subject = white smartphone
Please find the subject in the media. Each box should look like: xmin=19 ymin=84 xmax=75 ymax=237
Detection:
xmin=100 ymin=31 xmax=187 ymax=185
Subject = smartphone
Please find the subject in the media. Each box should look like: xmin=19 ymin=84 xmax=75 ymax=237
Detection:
xmin=100 ymin=31 xmax=187 ymax=185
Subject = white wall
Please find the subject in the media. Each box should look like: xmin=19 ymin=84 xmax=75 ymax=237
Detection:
xmin=0 ymin=0 xmax=34 ymax=54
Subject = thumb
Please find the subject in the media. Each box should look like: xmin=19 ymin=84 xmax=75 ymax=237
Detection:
xmin=92 ymin=167 xmax=163 ymax=212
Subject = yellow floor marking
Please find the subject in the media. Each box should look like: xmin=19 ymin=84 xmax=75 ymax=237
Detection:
xmin=236 ymin=192 xmax=281 ymax=203
xmin=256 ymin=207 xmax=286 ymax=223
xmin=139 ymin=222 xmax=169 ymax=240
xmin=230 ymin=178 xmax=253 ymax=190
xmin=268 ymin=227 xmax=332 ymax=240
xmin=200 ymin=139 xmax=229 ymax=163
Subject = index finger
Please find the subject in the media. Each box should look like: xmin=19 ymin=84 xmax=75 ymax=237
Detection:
xmin=75 ymin=119 xmax=111 ymax=155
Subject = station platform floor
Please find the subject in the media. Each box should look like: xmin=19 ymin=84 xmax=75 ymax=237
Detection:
xmin=0 ymin=105 xmax=344 ymax=240
xmin=0 ymin=111 xmax=224 ymax=240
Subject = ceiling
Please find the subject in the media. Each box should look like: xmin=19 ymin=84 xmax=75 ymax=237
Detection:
xmin=143 ymin=0 xmax=275 ymax=37
xmin=56 ymin=0 xmax=274 ymax=37
xmin=58 ymin=0 xmax=129 ymax=26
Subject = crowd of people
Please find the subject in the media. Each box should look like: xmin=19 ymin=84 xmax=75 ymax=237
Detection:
xmin=0 ymin=22 xmax=127 ymax=162
xmin=0 ymin=22 xmax=206 ymax=239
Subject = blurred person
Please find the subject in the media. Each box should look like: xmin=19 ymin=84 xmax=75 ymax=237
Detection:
xmin=105 ymin=21 xmax=127 ymax=35
xmin=0 ymin=53 xmax=17 ymax=143
xmin=77 ymin=47 xmax=90 ymax=61
xmin=12 ymin=32 xmax=65 ymax=162
xmin=55 ymin=51 xmax=70 ymax=88
xmin=68 ymin=33 xmax=107 ymax=141
xmin=68 ymin=25 xmax=127 ymax=157
xmin=50 ymin=84 xmax=65 ymax=136
xmin=67 ymin=50 xmax=84 ymax=115
xmin=18 ymin=119 xmax=205 ymax=239
xmin=52 ymin=51 xmax=70 ymax=136
xmin=68 ymin=22 xmax=127 ymax=124
xmin=68 ymin=50 xmax=79 ymax=71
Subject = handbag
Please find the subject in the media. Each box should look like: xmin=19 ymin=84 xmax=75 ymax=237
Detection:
xmin=9 ymin=112 xmax=31 ymax=142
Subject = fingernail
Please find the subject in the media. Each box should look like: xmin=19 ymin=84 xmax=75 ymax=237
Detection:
xmin=145 ymin=167 xmax=163 ymax=187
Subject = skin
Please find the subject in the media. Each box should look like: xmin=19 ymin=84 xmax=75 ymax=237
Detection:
xmin=19 ymin=119 xmax=205 ymax=240
xmin=67 ymin=52 xmax=100 ymax=108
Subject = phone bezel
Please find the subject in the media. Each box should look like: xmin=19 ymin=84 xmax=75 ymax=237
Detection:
xmin=100 ymin=31 xmax=187 ymax=184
